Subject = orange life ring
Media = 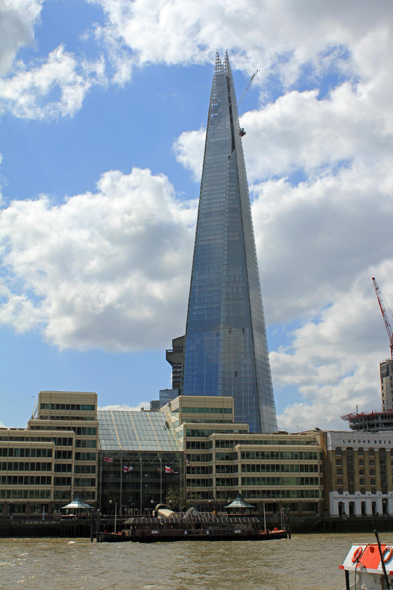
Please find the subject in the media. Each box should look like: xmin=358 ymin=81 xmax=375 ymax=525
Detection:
xmin=383 ymin=547 xmax=393 ymax=563
xmin=352 ymin=547 xmax=363 ymax=562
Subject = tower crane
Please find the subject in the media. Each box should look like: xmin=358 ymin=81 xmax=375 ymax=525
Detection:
xmin=372 ymin=277 xmax=393 ymax=360
xmin=237 ymin=70 xmax=259 ymax=108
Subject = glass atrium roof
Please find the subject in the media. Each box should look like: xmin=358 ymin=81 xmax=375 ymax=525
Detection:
xmin=98 ymin=410 xmax=181 ymax=452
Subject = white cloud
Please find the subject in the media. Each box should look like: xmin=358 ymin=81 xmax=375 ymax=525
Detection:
xmin=0 ymin=45 xmax=106 ymax=119
xmin=88 ymin=0 xmax=393 ymax=88
xmin=173 ymin=128 xmax=205 ymax=182
xmin=0 ymin=167 xmax=197 ymax=350
xmin=0 ymin=0 xmax=43 ymax=76
xmin=273 ymin=270 xmax=390 ymax=431
xmin=99 ymin=402 xmax=149 ymax=411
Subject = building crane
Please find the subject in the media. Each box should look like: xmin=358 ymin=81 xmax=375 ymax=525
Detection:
xmin=372 ymin=277 xmax=393 ymax=360
xmin=237 ymin=70 xmax=259 ymax=108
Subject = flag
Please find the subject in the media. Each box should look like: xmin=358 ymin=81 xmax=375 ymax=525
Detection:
xmin=123 ymin=465 xmax=133 ymax=473
xmin=103 ymin=456 xmax=113 ymax=463
xmin=165 ymin=465 xmax=178 ymax=474
xmin=186 ymin=458 xmax=195 ymax=468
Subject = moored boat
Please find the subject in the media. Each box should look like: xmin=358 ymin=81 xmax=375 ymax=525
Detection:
xmin=340 ymin=531 xmax=393 ymax=590
xmin=99 ymin=506 xmax=288 ymax=543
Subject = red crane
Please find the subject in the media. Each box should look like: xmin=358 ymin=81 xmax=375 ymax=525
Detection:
xmin=372 ymin=277 xmax=393 ymax=360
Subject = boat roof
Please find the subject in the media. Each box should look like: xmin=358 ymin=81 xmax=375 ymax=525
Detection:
xmin=125 ymin=514 xmax=260 ymax=525
xmin=340 ymin=543 xmax=393 ymax=575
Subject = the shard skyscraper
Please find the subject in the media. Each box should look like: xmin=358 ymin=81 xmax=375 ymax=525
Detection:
xmin=180 ymin=54 xmax=277 ymax=434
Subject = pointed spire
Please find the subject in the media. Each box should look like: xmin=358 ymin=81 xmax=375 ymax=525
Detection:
xmin=214 ymin=52 xmax=224 ymax=75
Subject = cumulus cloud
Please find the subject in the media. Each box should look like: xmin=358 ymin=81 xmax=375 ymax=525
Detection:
xmin=173 ymin=128 xmax=205 ymax=182
xmin=99 ymin=402 xmax=149 ymax=411
xmin=87 ymin=0 xmax=393 ymax=88
xmin=0 ymin=45 xmax=106 ymax=119
xmin=0 ymin=0 xmax=43 ymax=76
xmin=0 ymin=167 xmax=197 ymax=350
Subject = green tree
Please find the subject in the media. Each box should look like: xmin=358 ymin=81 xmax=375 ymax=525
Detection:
xmin=165 ymin=486 xmax=201 ymax=511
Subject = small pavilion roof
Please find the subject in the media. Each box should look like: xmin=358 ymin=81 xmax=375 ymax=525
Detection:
xmin=62 ymin=494 xmax=93 ymax=510
xmin=225 ymin=493 xmax=254 ymax=509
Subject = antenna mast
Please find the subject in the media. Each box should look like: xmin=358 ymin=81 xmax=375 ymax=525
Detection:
xmin=372 ymin=277 xmax=393 ymax=360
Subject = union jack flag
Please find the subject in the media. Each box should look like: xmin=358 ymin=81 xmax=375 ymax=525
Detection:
xmin=103 ymin=456 xmax=113 ymax=463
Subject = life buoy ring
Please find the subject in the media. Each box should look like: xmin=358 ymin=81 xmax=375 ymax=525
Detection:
xmin=383 ymin=547 xmax=393 ymax=563
xmin=352 ymin=547 xmax=363 ymax=562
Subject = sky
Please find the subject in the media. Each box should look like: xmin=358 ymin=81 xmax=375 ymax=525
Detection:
xmin=1 ymin=0 xmax=393 ymax=432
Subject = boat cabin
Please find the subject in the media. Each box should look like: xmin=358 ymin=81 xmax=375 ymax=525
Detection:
xmin=340 ymin=543 xmax=393 ymax=590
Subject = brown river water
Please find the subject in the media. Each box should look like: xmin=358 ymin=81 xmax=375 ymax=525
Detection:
xmin=1 ymin=532 xmax=392 ymax=590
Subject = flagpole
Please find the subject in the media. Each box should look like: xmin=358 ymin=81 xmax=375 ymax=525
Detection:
xmin=99 ymin=453 xmax=103 ymax=512
xmin=160 ymin=456 xmax=163 ymax=503
xmin=120 ymin=451 xmax=123 ymax=515
xmin=139 ymin=454 xmax=143 ymax=515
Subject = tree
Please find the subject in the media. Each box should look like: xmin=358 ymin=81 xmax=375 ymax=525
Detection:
xmin=165 ymin=486 xmax=201 ymax=511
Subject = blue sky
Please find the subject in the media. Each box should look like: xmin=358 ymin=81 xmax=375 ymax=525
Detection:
xmin=1 ymin=0 xmax=393 ymax=430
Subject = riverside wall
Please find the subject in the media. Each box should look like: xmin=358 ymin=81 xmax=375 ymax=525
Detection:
xmin=1 ymin=515 xmax=393 ymax=538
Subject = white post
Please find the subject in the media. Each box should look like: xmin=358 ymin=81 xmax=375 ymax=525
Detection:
xmin=115 ymin=503 xmax=117 ymax=533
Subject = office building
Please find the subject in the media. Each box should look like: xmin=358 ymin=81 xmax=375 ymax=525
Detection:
xmin=180 ymin=53 xmax=277 ymax=434
xmin=162 ymin=395 xmax=323 ymax=515
xmin=0 ymin=390 xmax=99 ymax=516
xmin=323 ymin=430 xmax=393 ymax=516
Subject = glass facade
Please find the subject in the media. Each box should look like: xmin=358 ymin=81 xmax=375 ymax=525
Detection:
xmin=98 ymin=411 xmax=181 ymax=452
xmin=97 ymin=410 xmax=183 ymax=514
xmin=183 ymin=54 xmax=277 ymax=433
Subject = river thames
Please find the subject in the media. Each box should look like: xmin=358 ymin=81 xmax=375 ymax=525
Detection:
xmin=1 ymin=532 xmax=392 ymax=590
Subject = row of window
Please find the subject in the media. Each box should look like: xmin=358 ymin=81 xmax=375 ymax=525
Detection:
xmin=75 ymin=427 xmax=97 ymax=436
xmin=53 ymin=490 xmax=95 ymax=500
xmin=75 ymin=452 xmax=96 ymax=461
xmin=0 ymin=448 xmax=53 ymax=458
xmin=241 ymin=477 xmax=321 ymax=486
xmin=241 ymin=451 xmax=320 ymax=461
xmin=186 ymin=429 xmax=248 ymax=437
xmin=75 ymin=439 xmax=96 ymax=448
xmin=182 ymin=407 xmax=232 ymax=414
xmin=241 ymin=464 xmax=319 ymax=473
xmin=1 ymin=476 xmax=51 ymax=485
xmin=40 ymin=403 xmax=95 ymax=411
xmin=0 ymin=489 xmax=51 ymax=499
xmin=243 ymin=489 xmax=320 ymax=499
xmin=74 ymin=478 xmax=95 ymax=487
xmin=0 ymin=462 xmax=52 ymax=471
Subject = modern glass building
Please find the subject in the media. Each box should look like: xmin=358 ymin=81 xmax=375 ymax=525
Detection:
xmin=98 ymin=410 xmax=183 ymax=514
xmin=182 ymin=54 xmax=277 ymax=434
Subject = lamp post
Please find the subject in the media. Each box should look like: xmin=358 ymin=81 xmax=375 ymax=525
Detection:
xmin=109 ymin=500 xmax=118 ymax=533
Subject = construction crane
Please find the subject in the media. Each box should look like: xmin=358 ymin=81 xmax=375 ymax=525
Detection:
xmin=237 ymin=70 xmax=259 ymax=108
xmin=372 ymin=277 xmax=393 ymax=360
